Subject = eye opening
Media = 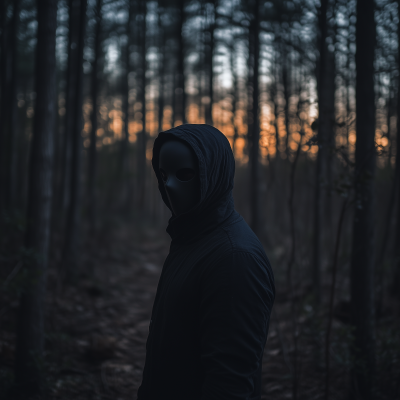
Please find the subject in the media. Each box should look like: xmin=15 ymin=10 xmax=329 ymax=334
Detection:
xmin=176 ymin=168 xmax=196 ymax=182
xmin=159 ymin=168 xmax=167 ymax=181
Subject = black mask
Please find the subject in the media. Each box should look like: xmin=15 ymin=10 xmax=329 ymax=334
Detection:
xmin=158 ymin=140 xmax=200 ymax=216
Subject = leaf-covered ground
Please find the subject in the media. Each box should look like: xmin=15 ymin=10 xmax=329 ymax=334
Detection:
xmin=1 ymin=220 xmax=398 ymax=399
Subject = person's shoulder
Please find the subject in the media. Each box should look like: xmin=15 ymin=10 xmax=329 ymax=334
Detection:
xmin=222 ymin=216 xmax=265 ymax=254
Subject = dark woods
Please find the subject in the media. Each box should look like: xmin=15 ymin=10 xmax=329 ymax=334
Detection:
xmin=0 ymin=0 xmax=399 ymax=399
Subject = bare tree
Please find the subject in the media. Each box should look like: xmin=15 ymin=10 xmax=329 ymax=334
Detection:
xmin=350 ymin=0 xmax=376 ymax=396
xmin=0 ymin=0 xmax=9 ymax=219
xmin=230 ymin=27 xmax=239 ymax=153
xmin=15 ymin=0 xmax=57 ymax=392
xmin=59 ymin=0 xmax=81 ymax=216
xmin=158 ymin=0 xmax=166 ymax=131
xmin=282 ymin=50 xmax=290 ymax=158
xmin=137 ymin=0 xmax=147 ymax=210
xmin=0 ymin=0 xmax=19 ymax=216
xmin=248 ymin=0 xmax=261 ymax=236
xmin=392 ymin=0 xmax=400 ymax=300
xmin=87 ymin=0 xmax=102 ymax=229
xmin=175 ymin=0 xmax=187 ymax=125
xmin=120 ymin=0 xmax=132 ymax=213
xmin=63 ymin=0 xmax=87 ymax=281
xmin=312 ymin=0 xmax=329 ymax=308
xmin=204 ymin=0 xmax=216 ymax=125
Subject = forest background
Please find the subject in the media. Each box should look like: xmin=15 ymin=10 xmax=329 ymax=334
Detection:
xmin=0 ymin=0 xmax=399 ymax=399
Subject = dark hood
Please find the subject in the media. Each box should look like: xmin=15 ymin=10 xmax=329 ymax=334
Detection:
xmin=152 ymin=124 xmax=237 ymax=242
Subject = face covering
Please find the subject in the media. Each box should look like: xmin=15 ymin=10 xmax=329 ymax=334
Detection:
xmin=158 ymin=139 xmax=200 ymax=216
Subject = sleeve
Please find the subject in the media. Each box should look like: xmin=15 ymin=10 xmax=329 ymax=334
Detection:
xmin=199 ymin=251 xmax=275 ymax=400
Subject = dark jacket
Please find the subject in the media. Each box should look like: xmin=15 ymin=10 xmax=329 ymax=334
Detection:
xmin=137 ymin=124 xmax=275 ymax=400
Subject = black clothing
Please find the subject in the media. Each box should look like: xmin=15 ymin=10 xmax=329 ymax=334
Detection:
xmin=137 ymin=124 xmax=275 ymax=400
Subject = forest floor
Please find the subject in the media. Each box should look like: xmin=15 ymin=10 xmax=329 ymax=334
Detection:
xmin=1 ymin=218 xmax=399 ymax=399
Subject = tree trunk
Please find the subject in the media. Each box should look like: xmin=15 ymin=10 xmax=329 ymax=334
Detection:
xmin=6 ymin=0 xmax=19 ymax=209
xmin=282 ymin=57 xmax=290 ymax=158
xmin=59 ymin=0 xmax=80 ymax=216
xmin=230 ymin=35 xmax=238 ymax=154
xmin=0 ymin=0 xmax=7 ymax=218
xmin=350 ymin=0 xmax=376 ymax=397
xmin=392 ymin=0 xmax=400 ymax=300
xmin=175 ymin=0 xmax=186 ymax=125
xmin=325 ymin=49 xmax=335 ymax=231
xmin=121 ymin=0 xmax=131 ymax=213
xmin=137 ymin=0 xmax=147 ymax=210
xmin=88 ymin=0 xmax=102 ymax=229
xmin=386 ymin=83 xmax=393 ymax=169
xmin=312 ymin=0 xmax=329 ymax=307
xmin=249 ymin=0 xmax=260 ymax=236
xmin=204 ymin=0 xmax=215 ymax=126
xmin=63 ymin=0 xmax=87 ymax=281
xmin=15 ymin=0 xmax=57 ymax=393
xmin=158 ymin=0 xmax=166 ymax=131
xmin=0 ymin=0 xmax=19 ymax=215
xmin=375 ymin=81 xmax=397 ymax=315
xmin=394 ymin=116 xmax=400 ymax=298
xmin=171 ymin=59 xmax=176 ymax=125
xmin=272 ymin=53 xmax=280 ymax=158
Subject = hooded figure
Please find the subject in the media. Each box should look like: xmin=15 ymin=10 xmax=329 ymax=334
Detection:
xmin=137 ymin=124 xmax=275 ymax=400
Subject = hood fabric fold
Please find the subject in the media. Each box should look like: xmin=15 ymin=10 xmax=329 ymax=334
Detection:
xmin=152 ymin=124 xmax=236 ymax=242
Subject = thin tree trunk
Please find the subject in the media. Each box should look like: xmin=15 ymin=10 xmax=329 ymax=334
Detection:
xmin=59 ymin=0 xmax=80 ymax=216
xmin=121 ymin=0 xmax=131 ymax=213
xmin=63 ymin=0 xmax=87 ymax=281
xmin=312 ymin=0 xmax=329 ymax=308
xmin=204 ymin=0 xmax=215 ymax=126
xmin=171 ymin=61 xmax=176 ymax=126
xmin=176 ymin=0 xmax=186 ymax=125
xmin=137 ymin=0 xmax=147 ymax=210
xmin=350 ymin=0 xmax=376 ymax=397
xmin=272 ymin=53 xmax=280 ymax=158
xmin=386 ymin=82 xmax=393 ymax=168
xmin=0 ymin=0 xmax=7 ymax=218
xmin=325 ymin=50 xmax=335 ymax=233
xmin=6 ymin=0 xmax=19 ymax=209
xmin=230 ymin=32 xmax=238 ymax=154
xmin=376 ymin=164 xmax=397 ymax=316
xmin=282 ymin=57 xmax=290 ymax=158
xmin=249 ymin=0 xmax=260 ymax=236
xmin=15 ymin=0 xmax=57 ymax=393
xmin=394 ymin=125 xmax=400 ymax=297
xmin=88 ymin=0 xmax=102 ymax=229
xmin=392 ymin=0 xmax=400 ymax=299
xmin=0 ymin=0 xmax=19 ymax=215
xmin=16 ymin=88 xmax=29 ymax=210
xmin=158 ymin=0 xmax=166 ymax=131
xmin=324 ymin=198 xmax=348 ymax=400
xmin=287 ymin=120 xmax=304 ymax=400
